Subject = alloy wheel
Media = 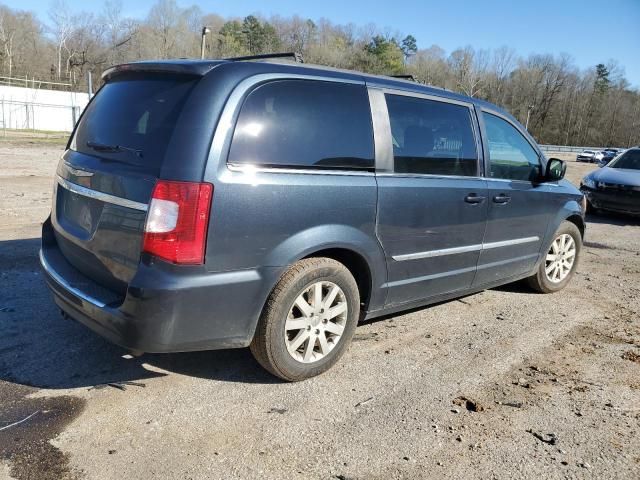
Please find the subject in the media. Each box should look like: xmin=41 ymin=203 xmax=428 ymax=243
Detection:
xmin=545 ymin=233 xmax=576 ymax=283
xmin=284 ymin=281 xmax=348 ymax=363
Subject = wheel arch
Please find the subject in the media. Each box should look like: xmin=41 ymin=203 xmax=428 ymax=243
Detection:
xmin=263 ymin=224 xmax=388 ymax=313
xmin=536 ymin=199 xmax=584 ymax=270
xmin=302 ymin=247 xmax=373 ymax=314
xmin=565 ymin=214 xmax=585 ymax=239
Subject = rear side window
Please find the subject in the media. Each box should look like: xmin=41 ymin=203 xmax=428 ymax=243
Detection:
xmin=228 ymin=80 xmax=374 ymax=170
xmin=385 ymin=94 xmax=478 ymax=176
xmin=484 ymin=113 xmax=541 ymax=181
xmin=72 ymin=74 xmax=197 ymax=171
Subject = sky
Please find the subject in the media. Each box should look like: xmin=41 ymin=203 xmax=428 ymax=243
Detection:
xmin=8 ymin=0 xmax=640 ymax=87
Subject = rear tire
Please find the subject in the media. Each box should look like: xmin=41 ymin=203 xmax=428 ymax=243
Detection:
xmin=527 ymin=221 xmax=582 ymax=293
xmin=250 ymin=258 xmax=360 ymax=381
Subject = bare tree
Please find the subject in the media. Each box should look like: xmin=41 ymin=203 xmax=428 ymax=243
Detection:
xmin=48 ymin=0 xmax=75 ymax=79
xmin=449 ymin=46 xmax=488 ymax=97
xmin=0 ymin=6 xmax=17 ymax=78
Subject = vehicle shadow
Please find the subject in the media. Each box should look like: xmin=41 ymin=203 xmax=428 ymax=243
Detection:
xmin=0 ymin=237 xmax=281 ymax=391
xmin=358 ymin=285 xmax=527 ymax=327
xmin=490 ymin=279 xmax=537 ymax=294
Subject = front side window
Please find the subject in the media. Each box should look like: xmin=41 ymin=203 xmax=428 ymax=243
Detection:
xmin=484 ymin=113 xmax=541 ymax=181
xmin=228 ymin=80 xmax=374 ymax=170
xmin=385 ymin=94 xmax=478 ymax=176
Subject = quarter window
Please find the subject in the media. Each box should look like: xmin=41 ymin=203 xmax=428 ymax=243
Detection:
xmin=484 ymin=113 xmax=541 ymax=181
xmin=385 ymin=94 xmax=478 ymax=176
xmin=228 ymin=80 xmax=374 ymax=170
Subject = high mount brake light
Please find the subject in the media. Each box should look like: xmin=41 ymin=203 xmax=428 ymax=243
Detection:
xmin=143 ymin=180 xmax=213 ymax=264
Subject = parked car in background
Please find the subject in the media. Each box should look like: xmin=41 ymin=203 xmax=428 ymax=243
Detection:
xmin=40 ymin=57 xmax=586 ymax=381
xmin=581 ymin=147 xmax=640 ymax=216
xmin=577 ymin=149 xmax=598 ymax=162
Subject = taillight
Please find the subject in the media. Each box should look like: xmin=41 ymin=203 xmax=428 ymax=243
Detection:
xmin=143 ymin=180 xmax=213 ymax=264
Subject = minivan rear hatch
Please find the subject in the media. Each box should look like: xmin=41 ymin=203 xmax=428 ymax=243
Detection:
xmin=52 ymin=72 xmax=201 ymax=294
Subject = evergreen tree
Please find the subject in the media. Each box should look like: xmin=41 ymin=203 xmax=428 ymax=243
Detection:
xmin=401 ymin=35 xmax=417 ymax=61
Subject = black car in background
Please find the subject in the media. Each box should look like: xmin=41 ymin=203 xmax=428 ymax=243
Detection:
xmin=581 ymin=147 xmax=640 ymax=216
xmin=597 ymin=148 xmax=622 ymax=166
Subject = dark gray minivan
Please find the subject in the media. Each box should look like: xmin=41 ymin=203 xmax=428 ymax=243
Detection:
xmin=40 ymin=58 xmax=586 ymax=381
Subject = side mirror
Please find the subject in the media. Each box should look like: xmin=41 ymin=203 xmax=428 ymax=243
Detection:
xmin=545 ymin=158 xmax=566 ymax=181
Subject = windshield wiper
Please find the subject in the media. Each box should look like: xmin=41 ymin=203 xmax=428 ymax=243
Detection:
xmin=86 ymin=141 xmax=143 ymax=158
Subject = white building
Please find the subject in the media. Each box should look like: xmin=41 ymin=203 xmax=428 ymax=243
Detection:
xmin=0 ymin=84 xmax=90 ymax=132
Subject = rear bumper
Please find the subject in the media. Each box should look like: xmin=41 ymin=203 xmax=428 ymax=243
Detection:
xmin=40 ymin=218 xmax=281 ymax=353
xmin=581 ymin=188 xmax=640 ymax=216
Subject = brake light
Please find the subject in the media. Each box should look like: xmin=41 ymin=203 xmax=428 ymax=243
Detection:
xmin=143 ymin=180 xmax=213 ymax=264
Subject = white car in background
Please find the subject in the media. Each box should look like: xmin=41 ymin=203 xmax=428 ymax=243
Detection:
xmin=577 ymin=150 xmax=598 ymax=162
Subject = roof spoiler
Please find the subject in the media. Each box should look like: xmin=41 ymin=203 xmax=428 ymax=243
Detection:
xmin=389 ymin=74 xmax=418 ymax=82
xmin=102 ymin=53 xmax=304 ymax=81
xmin=101 ymin=62 xmax=218 ymax=81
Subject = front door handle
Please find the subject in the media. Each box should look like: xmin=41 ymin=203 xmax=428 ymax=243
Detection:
xmin=493 ymin=194 xmax=511 ymax=204
xmin=464 ymin=193 xmax=486 ymax=204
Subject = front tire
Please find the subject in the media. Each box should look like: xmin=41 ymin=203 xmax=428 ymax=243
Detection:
xmin=250 ymin=258 xmax=360 ymax=381
xmin=527 ymin=221 xmax=582 ymax=293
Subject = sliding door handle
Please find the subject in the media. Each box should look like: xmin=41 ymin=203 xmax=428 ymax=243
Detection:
xmin=464 ymin=193 xmax=486 ymax=204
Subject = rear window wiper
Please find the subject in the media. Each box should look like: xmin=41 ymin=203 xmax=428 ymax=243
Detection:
xmin=86 ymin=141 xmax=143 ymax=158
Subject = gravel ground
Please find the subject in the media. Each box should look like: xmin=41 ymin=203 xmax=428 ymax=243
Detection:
xmin=0 ymin=144 xmax=639 ymax=480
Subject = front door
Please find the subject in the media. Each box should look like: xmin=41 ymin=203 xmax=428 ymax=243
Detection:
xmin=474 ymin=111 xmax=558 ymax=286
xmin=373 ymin=90 xmax=488 ymax=306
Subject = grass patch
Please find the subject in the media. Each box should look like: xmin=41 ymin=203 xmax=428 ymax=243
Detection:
xmin=0 ymin=129 xmax=69 ymax=146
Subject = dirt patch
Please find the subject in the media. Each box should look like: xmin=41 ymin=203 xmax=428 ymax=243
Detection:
xmin=0 ymin=381 xmax=85 ymax=480
xmin=452 ymin=396 xmax=485 ymax=412
xmin=622 ymin=350 xmax=640 ymax=363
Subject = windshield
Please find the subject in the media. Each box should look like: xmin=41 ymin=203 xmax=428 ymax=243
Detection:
xmin=609 ymin=149 xmax=640 ymax=170
xmin=71 ymin=73 xmax=197 ymax=172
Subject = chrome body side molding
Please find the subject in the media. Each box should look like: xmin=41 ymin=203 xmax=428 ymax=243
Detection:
xmin=392 ymin=236 xmax=540 ymax=262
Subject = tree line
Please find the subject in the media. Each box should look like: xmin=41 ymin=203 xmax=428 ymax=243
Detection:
xmin=0 ymin=0 xmax=638 ymax=147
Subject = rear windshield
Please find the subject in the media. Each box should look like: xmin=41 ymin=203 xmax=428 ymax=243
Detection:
xmin=71 ymin=74 xmax=197 ymax=171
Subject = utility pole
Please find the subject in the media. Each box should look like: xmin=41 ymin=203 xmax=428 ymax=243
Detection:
xmin=200 ymin=26 xmax=211 ymax=59
xmin=525 ymin=105 xmax=535 ymax=131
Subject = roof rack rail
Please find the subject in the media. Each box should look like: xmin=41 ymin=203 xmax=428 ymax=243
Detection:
xmin=389 ymin=74 xmax=418 ymax=82
xmin=225 ymin=52 xmax=304 ymax=63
